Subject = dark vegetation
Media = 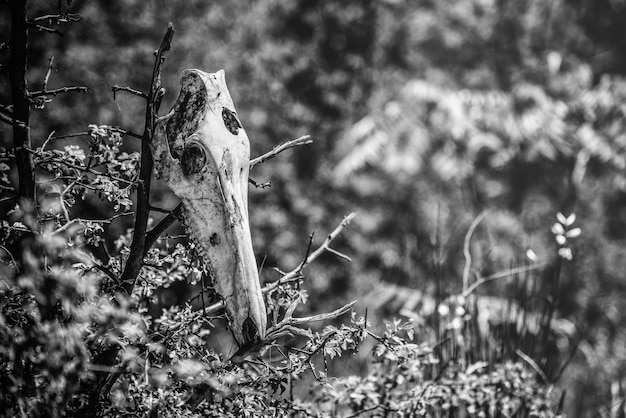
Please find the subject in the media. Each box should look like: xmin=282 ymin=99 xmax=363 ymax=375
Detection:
xmin=1 ymin=0 xmax=626 ymax=416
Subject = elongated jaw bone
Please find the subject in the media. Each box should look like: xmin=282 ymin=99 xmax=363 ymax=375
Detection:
xmin=152 ymin=69 xmax=266 ymax=347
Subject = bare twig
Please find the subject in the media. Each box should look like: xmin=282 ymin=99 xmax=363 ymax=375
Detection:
xmin=112 ymin=85 xmax=148 ymax=100
xmin=0 ymin=111 xmax=16 ymax=126
xmin=144 ymin=203 xmax=183 ymax=255
xmin=32 ymin=13 xmax=82 ymax=24
xmin=42 ymin=56 xmax=54 ymax=92
xmin=462 ymin=261 xmax=550 ymax=298
xmin=298 ymin=232 xmax=315 ymax=273
xmin=285 ymin=300 xmax=356 ymax=327
xmin=52 ymin=211 xmax=133 ymax=235
xmin=248 ymin=177 xmax=271 ymax=188
xmin=462 ymin=210 xmax=489 ymax=293
xmin=515 ymin=349 xmax=548 ymax=382
xmin=26 ymin=55 xmax=89 ymax=101
xmin=249 ymin=135 xmax=313 ymax=168
xmin=202 ymin=213 xmax=357 ymax=316
xmin=26 ymin=21 xmax=63 ymax=36
xmin=48 ymin=128 xmax=143 ymax=141
xmin=29 ymin=86 xmax=89 ymax=98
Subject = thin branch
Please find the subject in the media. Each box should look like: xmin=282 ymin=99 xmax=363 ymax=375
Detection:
xmin=248 ymin=177 xmax=271 ymax=188
xmin=26 ymin=21 xmax=63 ymax=36
xmin=41 ymin=131 xmax=55 ymax=151
xmin=48 ymin=128 xmax=143 ymax=141
xmin=0 ymin=111 xmax=15 ymax=126
xmin=144 ymin=203 xmax=183 ymax=255
xmin=462 ymin=261 xmax=550 ymax=298
xmin=31 ymin=12 xmax=81 ymax=24
xmin=249 ymin=135 xmax=313 ymax=168
xmin=42 ymin=56 xmax=53 ymax=92
xmin=297 ymin=232 xmax=315 ymax=273
xmin=52 ymin=211 xmax=133 ymax=235
xmin=148 ymin=205 xmax=172 ymax=214
xmin=285 ymin=300 xmax=356 ymax=326
xmin=462 ymin=210 xmax=489 ymax=293
xmin=29 ymin=85 xmax=89 ymax=98
xmin=112 ymin=85 xmax=148 ymax=100
xmin=201 ymin=213 xmax=357 ymax=315
xmin=25 ymin=55 xmax=89 ymax=102
xmin=515 ymin=349 xmax=548 ymax=382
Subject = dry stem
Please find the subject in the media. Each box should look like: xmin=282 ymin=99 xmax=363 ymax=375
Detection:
xmin=249 ymin=135 xmax=313 ymax=168
xmin=202 ymin=212 xmax=357 ymax=316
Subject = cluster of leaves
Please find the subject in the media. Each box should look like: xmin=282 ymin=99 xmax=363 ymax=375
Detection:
xmin=0 ymin=206 xmax=141 ymax=416
xmin=0 ymin=197 xmax=561 ymax=417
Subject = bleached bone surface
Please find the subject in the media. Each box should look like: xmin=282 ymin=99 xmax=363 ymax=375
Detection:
xmin=152 ymin=69 xmax=266 ymax=347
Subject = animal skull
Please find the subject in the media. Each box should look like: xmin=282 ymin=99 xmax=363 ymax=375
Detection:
xmin=152 ymin=69 xmax=266 ymax=347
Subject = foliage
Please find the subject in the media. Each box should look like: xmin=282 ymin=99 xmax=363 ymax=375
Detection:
xmin=3 ymin=0 xmax=626 ymax=417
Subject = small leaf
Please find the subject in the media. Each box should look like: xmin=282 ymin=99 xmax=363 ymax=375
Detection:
xmin=556 ymin=212 xmax=567 ymax=224
xmin=558 ymin=247 xmax=573 ymax=260
xmin=556 ymin=234 xmax=567 ymax=245
xmin=551 ymin=223 xmax=565 ymax=235
xmin=566 ymin=227 xmax=582 ymax=238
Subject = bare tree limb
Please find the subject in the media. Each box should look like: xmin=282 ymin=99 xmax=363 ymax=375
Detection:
xmin=143 ymin=203 xmax=183 ymax=255
xmin=248 ymin=177 xmax=271 ymax=188
xmin=249 ymin=135 xmax=313 ymax=168
xmin=28 ymin=85 xmax=89 ymax=98
xmin=202 ymin=213 xmax=357 ymax=316
xmin=48 ymin=128 xmax=143 ymax=142
xmin=462 ymin=261 xmax=550 ymax=298
xmin=462 ymin=210 xmax=489 ymax=293
xmin=119 ymin=23 xmax=174 ymax=295
xmin=285 ymin=300 xmax=356 ymax=326
xmin=26 ymin=21 xmax=63 ymax=36
xmin=27 ymin=56 xmax=89 ymax=101
xmin=112 ymin=85 xmax=147 ymax=100
xmin=32 ymin=12 xmax=81 ymax=24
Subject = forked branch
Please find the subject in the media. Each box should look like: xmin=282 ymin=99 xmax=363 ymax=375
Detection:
xmin=119 ymin=23 xmax=174 ymax=295
xmin=202 ymin=212 xmax=357 ymax=316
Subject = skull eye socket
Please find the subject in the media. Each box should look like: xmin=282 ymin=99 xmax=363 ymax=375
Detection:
xmin=222 ymin=108 xmax=242 ymax=135
xmin=181 ymin=143 xmax=207 ymax=177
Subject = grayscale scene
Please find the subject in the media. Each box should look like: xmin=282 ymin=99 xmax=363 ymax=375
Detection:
xmin=0 ymin=1 xmax=623 ymax=417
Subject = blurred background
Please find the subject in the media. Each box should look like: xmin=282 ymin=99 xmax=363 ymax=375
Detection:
xmin=2 ymin=1 xmax=626 ymax=416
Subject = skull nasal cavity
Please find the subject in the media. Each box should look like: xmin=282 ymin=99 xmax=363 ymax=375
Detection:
xmin=181 ymin=143 xmax=207 ymax=177
xmin=222 ymin=108 xmax=242 ymax=135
